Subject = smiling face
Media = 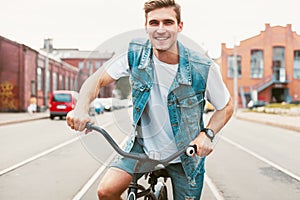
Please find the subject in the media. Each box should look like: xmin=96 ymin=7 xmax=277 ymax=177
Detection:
xmin=145 ymin=7 xmax=183 ymax=55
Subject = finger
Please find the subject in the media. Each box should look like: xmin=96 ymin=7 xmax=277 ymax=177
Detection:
xmin=85 ymin=129 xmax=92 ymax=134
xmin=78 ymin=121 xmax=87 ymax=132
xmin=207 ymin=148 xmax=213 ymax=155
xmin=196 ymin=146 xmax=204 ymax=157
xmin=66 ymin=112 xmax=75 ymax=129
xmin=66 ymin=119 xmax=74 ymax=129
xmin=73 ymin=118 xmax=81 ymax=131
xmin=197 ymin=146 xmax=212 ymax=157
xmin=78 ymin=118 xmax=94 ymax=132
xmin=203 ymin=147 xmax=213 ymax=156
xmin=66 ymin=117 xmax=73 ymax=126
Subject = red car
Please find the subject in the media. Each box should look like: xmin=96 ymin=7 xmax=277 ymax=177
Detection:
xmin=49 ymin=90 xmax=78 ymax=120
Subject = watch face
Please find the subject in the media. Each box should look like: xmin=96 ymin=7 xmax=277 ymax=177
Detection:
xmin=204 ymin=128 xmax=214 ymax=140
xmin=207 ymin=129 xmax=214 ymax=137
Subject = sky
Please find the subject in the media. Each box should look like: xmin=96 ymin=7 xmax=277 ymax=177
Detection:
xmin=1 ymin=0 xmax=300 ymax=58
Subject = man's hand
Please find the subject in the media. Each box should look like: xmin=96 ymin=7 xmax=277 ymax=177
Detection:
xmin=66 ymin=110 xmax=93 ymax=132
xmin=190 ymin=132 xmax=213 ymax=157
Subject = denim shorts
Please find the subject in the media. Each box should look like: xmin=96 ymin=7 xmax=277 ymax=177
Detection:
xmin=110 ymin=138 xmax=205 ymax=200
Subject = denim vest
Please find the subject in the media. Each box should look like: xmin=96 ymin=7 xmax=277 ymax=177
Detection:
xmin=126 ymin=38 xmax=211 ymax=185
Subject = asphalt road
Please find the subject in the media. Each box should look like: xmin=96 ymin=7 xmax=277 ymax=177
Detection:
xmin=0 ymin=109 xmax=299 ymax=200
xmin=205 ymin=115 xmax=300 ymax=200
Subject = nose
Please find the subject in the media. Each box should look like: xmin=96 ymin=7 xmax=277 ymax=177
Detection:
xmin=157 ymin=22 xmax=166 ymax=33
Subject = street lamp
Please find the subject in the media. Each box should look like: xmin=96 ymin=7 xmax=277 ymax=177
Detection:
xmin=44 ymin=38 xmax=52 ymax=109
xmin=233 ymin=39 xmax=238 ymax=114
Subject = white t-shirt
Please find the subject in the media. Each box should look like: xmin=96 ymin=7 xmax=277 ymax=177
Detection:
xmin=105 ymin=53 xmax=230 ymax=161
xmin=140 ymin=55 xmax=180 ymax=162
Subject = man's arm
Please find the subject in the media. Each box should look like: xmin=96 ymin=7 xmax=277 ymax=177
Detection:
xmin=205 ymin=97 xmax=234 ymax=134
xmin=191 ymin=97 xmax=234 ymax=157
xmin=66 ymin=68 xmax=115 ymax=131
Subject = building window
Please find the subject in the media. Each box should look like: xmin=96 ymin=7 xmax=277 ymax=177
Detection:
xmin=95 ymin=61 xmax=101 ymax=69
xmin=273 ymin=47 xmax=285 ymax=68
xmin=53 ymin=72 xmax=57 ymax=91
xmin=31 ymin=80 xmax=36 ymax=96
xmin=65 ymin=76 xmax=69 ymax=90
xmin=87 ymin=61 xmax=91 ymax=70
xmin=228 ymin=55 xmax=242 ymax=78
xmin=251 ymin=50 xmax=264 ymax=78
xmin=273 ymin=46 xmax=286 ymax=82
xmin=59 ymin=75 xmax=64 ymax=90
xmin=70 ymin=78 xmax=74 ymax=90
xmin=37 ymin=68 xmax=43 ymax=91
xmin=294 ymin=50 xmax=300 ymax=79
xmin=78 ymin=61 xmax=84 ymax=70
xmin=46 ymin=70 xmax=50 ymax=92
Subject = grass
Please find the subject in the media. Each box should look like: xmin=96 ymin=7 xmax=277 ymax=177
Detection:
xmin=246 ymin=103 xmax=300 ymax=116
xmin=265 ymin=103 xmax=300 ymax=109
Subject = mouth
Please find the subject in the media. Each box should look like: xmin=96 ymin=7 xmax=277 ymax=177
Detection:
xmin=154 ymin=35 xmax=170 ymax=41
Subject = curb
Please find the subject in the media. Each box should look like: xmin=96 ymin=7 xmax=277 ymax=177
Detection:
xmin=0 ymin=116 xmax=49 ymax=126
xmin=236 ymin=115 xmax=300 ymax=133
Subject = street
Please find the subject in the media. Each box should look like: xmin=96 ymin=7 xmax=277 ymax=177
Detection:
xmin=0 ymin=109 xmax=300 ymax=200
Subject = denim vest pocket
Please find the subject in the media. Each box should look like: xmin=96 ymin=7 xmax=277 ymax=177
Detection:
xmin=131 ymin=81 xmax=147 ymax=99
xmin=176 ymin=93 xmax=205 ymax=125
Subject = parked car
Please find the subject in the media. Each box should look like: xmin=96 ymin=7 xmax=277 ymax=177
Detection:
xmin=247 ymin=100 xmax=267 ymax=109
xmin=49 ymin=90 xmax=78 ymax=120
xmin=290 ymin=100 xmax=300 ymax=105
xmin=96 ymin=98 xmax=113 ymax=112
xmin=88 ymin=104 xmax=96 ymax=116
xmin=92 ymin=98 xmax=105 ymax=114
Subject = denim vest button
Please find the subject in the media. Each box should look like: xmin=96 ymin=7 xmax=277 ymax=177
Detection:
xmin=139 ymin=86 xmax=146 ymax=91
xmin=172 ymin=123 xmax=178 ymax=127
xmin=188 ymin=100 xmax=193 ymax=105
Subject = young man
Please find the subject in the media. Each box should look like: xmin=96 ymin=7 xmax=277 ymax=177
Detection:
xmin=66 ymin=0 xmax=233 ymax=199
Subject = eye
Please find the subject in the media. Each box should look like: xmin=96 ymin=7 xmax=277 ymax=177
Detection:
xmin=164 ymin=19 xmax=175 ymax=25
xmin=149 ymin=20 xmax=159 ymax=26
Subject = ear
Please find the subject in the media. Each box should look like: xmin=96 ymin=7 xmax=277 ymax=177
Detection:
xmin=178 ymin=21 xmax=183 ymax=32
xmin=145 ymin=21 xmax=149 ymax=33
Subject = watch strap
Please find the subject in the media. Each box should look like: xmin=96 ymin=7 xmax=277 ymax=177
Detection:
xmin=201 ymin=128 xmax=215 ymax=141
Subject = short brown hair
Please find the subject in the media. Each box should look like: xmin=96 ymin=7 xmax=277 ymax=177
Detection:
xmin=144 ymin=0 xmax=181 ymax=24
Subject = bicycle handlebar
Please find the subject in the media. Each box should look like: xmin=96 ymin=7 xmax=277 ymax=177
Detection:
xmin=85 ymin=122 xmax=197 ymax=166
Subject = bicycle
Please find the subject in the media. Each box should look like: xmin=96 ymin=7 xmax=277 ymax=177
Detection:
xmin=85 ymin=122 xmax=197 ymax=200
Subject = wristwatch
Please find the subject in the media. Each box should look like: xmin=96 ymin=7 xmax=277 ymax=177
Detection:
xmin=201 ymin=128 xmax=215 ymax=142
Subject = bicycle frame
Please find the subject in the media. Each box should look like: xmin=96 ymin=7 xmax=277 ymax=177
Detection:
xmin=85 ymin=122 xmax=196 ymax=200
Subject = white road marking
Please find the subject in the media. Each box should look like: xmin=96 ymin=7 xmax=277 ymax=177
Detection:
xmin=72 ymin=138 xmax=128 ymax=200
xmin=0 ymin=137 xmax=79 ymax=176
xmin=0 ymin=121 xmax=114 ymax=176
xmin=204 ymin=174 xmax=225 ymax=200
xmin=221 ymin=135 xmax=300 ymax=181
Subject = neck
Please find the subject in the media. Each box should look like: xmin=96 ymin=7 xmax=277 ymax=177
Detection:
xmin=153 ymin=49 xmax=179 ymax=64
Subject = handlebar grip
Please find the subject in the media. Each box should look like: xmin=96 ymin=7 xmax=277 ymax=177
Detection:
xmin=185 ymin=144 xmax=197 ymax=157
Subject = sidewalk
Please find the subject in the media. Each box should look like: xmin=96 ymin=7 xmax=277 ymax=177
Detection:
xmin=0 ymin=111 xmax=49 ymax=126
xmin=235 ymin=110 xmax=300 ymax=133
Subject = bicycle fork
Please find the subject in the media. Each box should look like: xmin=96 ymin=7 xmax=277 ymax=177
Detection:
xmin=127 ymin=175 xmax=149 ymax=200
xmin=126 ymin=173 xmax=166 ymax=200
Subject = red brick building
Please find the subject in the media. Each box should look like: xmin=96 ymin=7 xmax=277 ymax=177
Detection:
xmin=0 ymin=36 xmax=78 ymax=112
xmin=220 ymin=24 xmax=300 ymax=107
xmin=51 ymin=48 xmax=115 ymax=97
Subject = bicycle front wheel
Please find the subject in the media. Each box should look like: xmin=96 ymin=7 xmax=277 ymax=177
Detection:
xmin=155 ymin=182 xmax=168 ymax=200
